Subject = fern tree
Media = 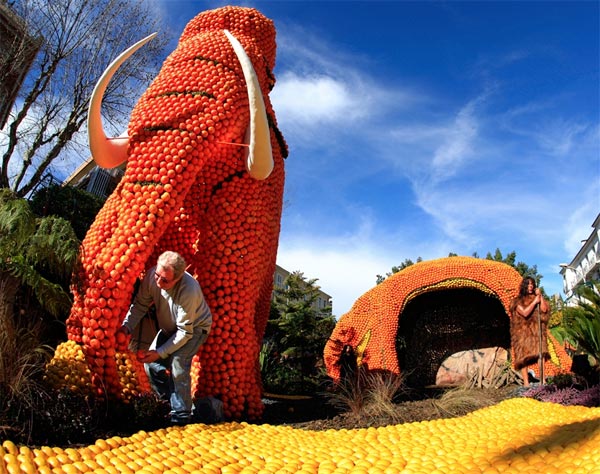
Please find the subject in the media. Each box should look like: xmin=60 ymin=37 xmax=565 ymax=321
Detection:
xmin=561 ymin=281 xmax=600 ymax=370
xmin=0 ymin=189 xmax=80 ymax=341
xmin=0 ymin=189 xmax=81 ymax=442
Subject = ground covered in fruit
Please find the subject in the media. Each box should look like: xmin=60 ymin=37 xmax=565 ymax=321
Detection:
xmin=4 ymin=385 xmax=600 ymax=474
xmin=4 ymin=393 xmax=600 ymax=474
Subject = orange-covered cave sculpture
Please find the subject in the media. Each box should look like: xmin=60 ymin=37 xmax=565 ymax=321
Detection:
xmin=324 ymin=256 xmax=572 ymax=387
xmin=46 ymin=6 xmax=287 ymax=420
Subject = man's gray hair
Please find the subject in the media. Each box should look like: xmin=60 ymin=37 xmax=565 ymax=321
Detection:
xmin=157 ymin=251 xmax=187 ymax=279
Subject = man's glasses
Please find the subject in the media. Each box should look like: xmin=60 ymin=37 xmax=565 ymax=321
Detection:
xmin=154 ymin=272 xmax=173 ymax=285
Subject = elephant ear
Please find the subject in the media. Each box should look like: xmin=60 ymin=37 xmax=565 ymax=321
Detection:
xmin=88 ymin=33 xmax=157 ymax=169
xmin=224 ymin=30 xmax=274 ymax=180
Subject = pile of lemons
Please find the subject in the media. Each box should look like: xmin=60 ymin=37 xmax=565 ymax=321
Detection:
xmin=44 ymin=341 xmax=145 ymax=400
xmin=44 ymin=341 xmax=93 ymax=395
xmin=2 ymin=398 xmax=600 ymax=474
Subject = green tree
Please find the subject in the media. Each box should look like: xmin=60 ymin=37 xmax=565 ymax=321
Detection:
xmin=485 ymin=248 xmax=542 ymax=288
xmin=262 ymin=272 xmax=336 ymax=395
xmin=376 ymin=250 xmax=543 ymax=289
xmin=376 ymin=257 xmax=422 ymax=284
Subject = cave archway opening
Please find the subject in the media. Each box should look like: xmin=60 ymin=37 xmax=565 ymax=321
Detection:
xmin=396 ymin=287 xmax=510 ymax=388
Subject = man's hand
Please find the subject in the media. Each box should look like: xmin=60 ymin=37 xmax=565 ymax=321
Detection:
xmin=136 ymin=349 xmax=160 ymax=363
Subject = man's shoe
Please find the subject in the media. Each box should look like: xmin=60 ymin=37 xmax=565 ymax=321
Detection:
xmin=170 ymin=416 xmax=192 ymax=426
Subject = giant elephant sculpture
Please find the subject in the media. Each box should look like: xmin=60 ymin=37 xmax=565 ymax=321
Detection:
xmin=47 ymin=6 xmax=287 ymax=420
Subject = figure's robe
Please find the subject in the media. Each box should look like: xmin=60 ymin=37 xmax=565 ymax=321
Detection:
xmin=510 ymin=294 xmax=550 ymax=370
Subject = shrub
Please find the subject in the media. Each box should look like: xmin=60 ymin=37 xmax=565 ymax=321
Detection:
xmin=1 ymin=385 xmax=171 ymax=447
xmin=30 ymin=184 xmax=104 ymax=241
xmin=0 ymin=317 xmax=53 ymax=444
xmin=433 ymin=385 xmax=505 ymax=417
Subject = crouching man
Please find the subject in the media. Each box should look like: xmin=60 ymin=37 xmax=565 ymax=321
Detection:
xmin=118 ymin=251 xmax=212 ymax=425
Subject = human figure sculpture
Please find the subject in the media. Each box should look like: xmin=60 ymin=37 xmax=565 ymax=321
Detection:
xmin=510 ymin=276 xmax=550 ymax=386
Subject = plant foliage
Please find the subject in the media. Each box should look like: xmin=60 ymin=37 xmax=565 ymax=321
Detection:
xmin=523 ymin=382 xmax=600 ymax=407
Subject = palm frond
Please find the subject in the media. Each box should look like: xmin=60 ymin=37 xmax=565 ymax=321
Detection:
xmin=562 ymin=281 xmax=600 ymax=364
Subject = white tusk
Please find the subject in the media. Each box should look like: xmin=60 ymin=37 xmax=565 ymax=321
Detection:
xmin=224 ymin=30 xmax=273 ymax=180
xmin=88 ymin=33 xmax=157 ymax=169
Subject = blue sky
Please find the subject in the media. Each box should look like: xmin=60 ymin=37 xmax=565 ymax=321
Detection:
xmin=152 ymin=0 xmax=599 ymax=317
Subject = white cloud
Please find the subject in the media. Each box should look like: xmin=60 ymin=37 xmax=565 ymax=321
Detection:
xmin=385 ymin=78 xmax=598 ymax=259
xmin=277 ymin=209 xmax=460 ymax=317
xmin=277 ymin=242 xmax=383 ymax=318
xmin=277 ymin=211 xmax=390 ymax=317
xmin=272 ymin=24 xmax=423 ymax=146
xmin=272 ymin=72 xmax=368 ymax=125
xmin=380 ymin=90 xmax=491 ymax=183
xmin=430 ymin=99 xmax=480 ymax=183
xmin=499 ymin=101 xmax=596 ymax=158
xmin=534 ymin=120 xmax=591 ymax=157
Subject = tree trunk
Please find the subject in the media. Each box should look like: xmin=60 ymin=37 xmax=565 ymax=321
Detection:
xmin=0 ymin=271 xmax=19 ymax=343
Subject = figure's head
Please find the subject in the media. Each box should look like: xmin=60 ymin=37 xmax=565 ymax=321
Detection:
xmin=180 ymin=6 xmax=277 ymax=72
xmin=519 ymin=276 xmax=536 ymax=296
xmin=155 ymin=251 xmax=186 ymax=289
xmin=87 ymin=5 xmax=278 ymax=178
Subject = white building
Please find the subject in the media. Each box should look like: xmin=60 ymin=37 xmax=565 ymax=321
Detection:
xmin=63 ymin=157 xmax=124 ymax=198
xmin=560 ymin=212 xmax=600 ymax=305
